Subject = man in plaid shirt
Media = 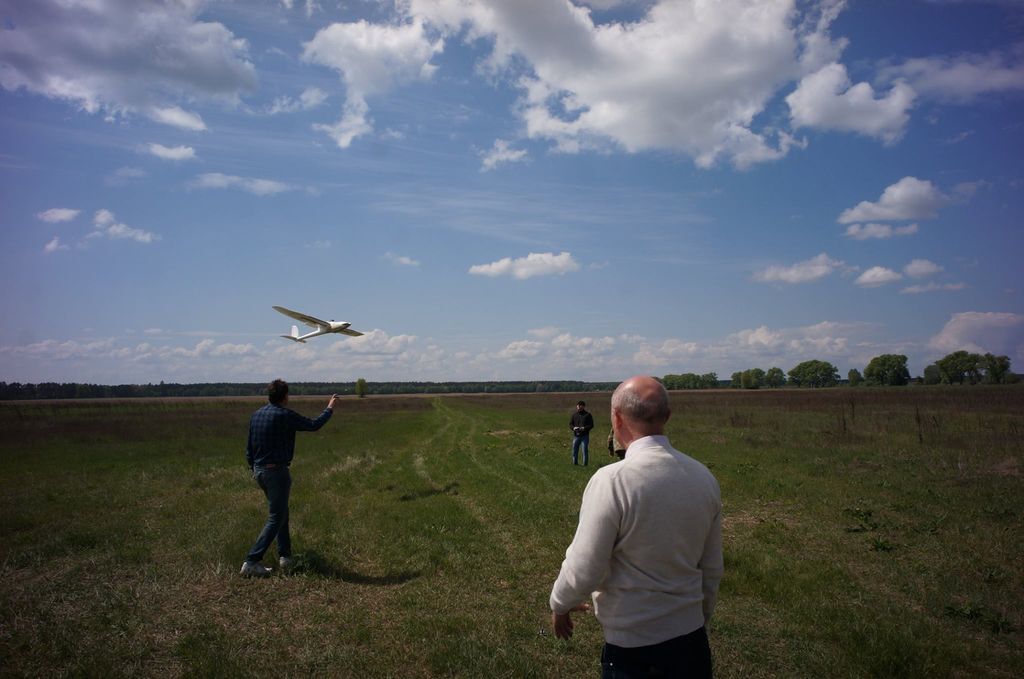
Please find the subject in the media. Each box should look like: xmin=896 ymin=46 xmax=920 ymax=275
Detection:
xmin=241 ymin=379 xmax=339 ymax=577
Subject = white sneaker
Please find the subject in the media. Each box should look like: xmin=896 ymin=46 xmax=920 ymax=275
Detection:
xmin=239 ymin=561 xmax=272 ymax=578
xmin=279 ymin=556 xmax=294 ymax=571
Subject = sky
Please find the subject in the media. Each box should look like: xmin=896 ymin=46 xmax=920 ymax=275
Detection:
xmin=1 ymin=0 xmax=1023 ymax=385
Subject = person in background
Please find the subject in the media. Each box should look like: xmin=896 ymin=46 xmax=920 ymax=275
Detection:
xmin=607 ymin=430 xmax=625 ymax=460
xmin=569 ymin=400 xmax=595 ymax=466
xmin=550 ymin=376 xmax=723 ymax=678
xmin=240 ymin=379 xmax=338 ymax=578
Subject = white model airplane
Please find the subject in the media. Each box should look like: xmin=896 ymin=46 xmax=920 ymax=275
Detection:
xmin=273 ymin=306 xmax=364 ymax=343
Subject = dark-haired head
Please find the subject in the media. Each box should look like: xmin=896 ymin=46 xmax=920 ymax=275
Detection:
xmin=268 ymin=379 xmax=289 ymax=405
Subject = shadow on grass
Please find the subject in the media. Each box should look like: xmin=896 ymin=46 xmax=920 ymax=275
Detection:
xmin=400 ymin=481 xmax=460 ymax=502
xmin=293 ymin=550 xmax=421 ymax=585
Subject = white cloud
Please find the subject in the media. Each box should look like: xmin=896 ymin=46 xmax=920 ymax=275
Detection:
xmin=497 ymin=340 xmax=544 ymax=359
xmin=528 ymin=326 xmax=561 ymax=339
xmin=43 ymin=236 xmax=69 ymax=254
xmin=147 ymin=106 xmax=207 ymax=132
xmin=303 ymin=18 xmax=443 ymax=148
xmin=0 ymin=0 xmax=254 ymax=125
xmin=903 ymin=258 xmax=942 ymax=278
xmin=384 ymin=252 xmax=420 ymax=267
xmin=480 ymin=139 xmax=528 ymax=171
xmin=37 ymin=208 xmax=80 ymax=223
xmin=88 ymin=209 xmax=159 ymax=244
xmin=405 ymin=0 xmax=833 ymax=168
xmin=266 ymin=87 xmax=328 ymax=114
xmin=786 ymin=62 xmax=915 ymax=143
xmin=879 ymin=49 xmax=1024 ymax=104
xmin=469 ymin=251 xmax=580 ymax=279
xmin=855 ymin=266 xmax=902 ymax=287
xmin=928 ymin=311 xmax=1024 ymax=358
xmin=838 ymin=177 xmax=949 ymax=224
xmin=190 ymin=173 xmax=294 ymax=196
xmin=147 ymin=143 xmax=196 ymax=161
xmin=753 ymin=252 xmax=847 ymax=284
xmin=900 ymin=282 xmax=965 ymax=295
xmin=844 ymin=222 xmax=918 ymax=240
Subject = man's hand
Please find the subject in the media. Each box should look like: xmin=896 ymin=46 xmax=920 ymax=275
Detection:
xmin=327 ymin=393 xmax=339 ymax=410
xmin=552 ymin=603 xmax=591 ymax=640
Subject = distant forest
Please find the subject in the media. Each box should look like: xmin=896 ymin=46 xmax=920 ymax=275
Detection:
xmin=0 ymin=380 xmax=621 ymax=401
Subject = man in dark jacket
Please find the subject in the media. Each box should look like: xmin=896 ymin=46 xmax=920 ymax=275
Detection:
xmin=241 ymin=379 xmax=338 ymax=577
xmin=569 ymin=400 xmax=595 ymax=466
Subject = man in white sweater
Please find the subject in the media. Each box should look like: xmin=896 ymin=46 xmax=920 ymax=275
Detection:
xmin=549 ymin=375 xmax=723 ymax=677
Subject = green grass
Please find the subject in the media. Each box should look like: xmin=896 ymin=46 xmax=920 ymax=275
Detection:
xmin=0 ymin=388 xmax=1021 ymax=677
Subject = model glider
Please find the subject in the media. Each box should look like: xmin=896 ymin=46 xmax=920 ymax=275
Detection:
xmin=273 ymin=306 xmax=364 ymax=343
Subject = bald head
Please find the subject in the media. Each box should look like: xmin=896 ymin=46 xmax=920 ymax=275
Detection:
xmin=611 ymin=375 xmax=670 ymax=442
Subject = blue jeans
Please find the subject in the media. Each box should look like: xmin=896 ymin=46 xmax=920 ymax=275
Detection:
xmin=246 ymin=466 xmax=291 ymax=562
xmin=572 ymin=434 xmax=590 ymax=465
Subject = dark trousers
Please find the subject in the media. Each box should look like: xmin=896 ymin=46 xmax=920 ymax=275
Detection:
xmin=245 ymin=466 xmax=291 ymax=562
xmin=601 ymin=627 xmax=712 ymax=679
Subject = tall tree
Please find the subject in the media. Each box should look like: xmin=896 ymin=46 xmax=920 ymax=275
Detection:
xmin=355 ymin=377 xmax=368 ymax=398
xmin=936 ymin=351 xmax=983 ymax=384
xmin=848 ymin=368 xmax=863 ymax=386
xmin=982 ymin=353 xmax=1012 ymax=384
xmin=788 ymin=360 xmax=840 ymax=388
xmin=863 ymin=354 xmax=911 ymax=386
xmin=764 ymin=367 xmax=786 ymax=388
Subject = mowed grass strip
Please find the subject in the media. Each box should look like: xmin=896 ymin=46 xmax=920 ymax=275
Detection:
xmin=0 ymin=388 xmax=1021 ymax=677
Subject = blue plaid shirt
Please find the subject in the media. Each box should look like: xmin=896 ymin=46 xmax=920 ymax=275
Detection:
xmin=246 ymin=403 xmax=332 ymax=468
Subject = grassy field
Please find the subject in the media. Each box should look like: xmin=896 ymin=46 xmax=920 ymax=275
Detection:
xmin=0 ymin=387 xmax=1021 ymax=677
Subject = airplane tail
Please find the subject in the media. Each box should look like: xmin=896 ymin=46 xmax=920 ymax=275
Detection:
xmin=280 ymin=325 xmax=306 ymax=343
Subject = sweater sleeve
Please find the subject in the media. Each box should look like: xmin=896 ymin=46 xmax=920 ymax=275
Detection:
xmin=549 ymin=471 xmax=621 ymax=614
xmin=698 ymin=502 xmax=724 ymax=625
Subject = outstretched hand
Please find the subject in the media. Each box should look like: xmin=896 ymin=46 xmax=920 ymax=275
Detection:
xmin=552 ymin=602 xmax=591 ymax=640
xmin=327 ymin=394 xmax=339 ymax=410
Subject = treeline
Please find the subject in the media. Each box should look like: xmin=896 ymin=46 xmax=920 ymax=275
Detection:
xmin=712 ymin=351 xmax=1017 ymax=390
xmin=0 ymin=380 xmax=619 ymax=401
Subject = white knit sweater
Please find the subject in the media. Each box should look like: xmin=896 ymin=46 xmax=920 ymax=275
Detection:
xmin=549 ymin=435 xmax=723 ymax=648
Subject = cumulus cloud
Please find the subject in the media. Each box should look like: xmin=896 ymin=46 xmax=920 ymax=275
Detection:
xmin=928 ymin=311 xmax=1024 ymax=358
xmin=838 ymin=177 xmax=949 ymax=224
xmin=43 ymin=236 xmax=69 ymax=254
xmin=147 ymin=143 xmax=196 ymax=161
xmin=147 ymin=106 xmax=207 ymax=132
xmin=384 ymin=252 xmax=420 ymax=267
xmin=265 ymin=87 xmax=328 ymax=115
xmin=753 ymin=252 xmax=848 ymax=284
xmin=900 ymin=282 xmax=965 ymax=295
xmin=0 ymin=1 xmax=255 ymax=125
xmin=37 ymin=208 xmax=80 ymax=223
xmin=497 ymin=340 xmax=544 ymax=359
xmin=190 ymin=173 xmax=294 ymax=195
xmin=88 ymin=209 xmax=159 ymax=244
xmin=403 ymin=0 xmax=837 ymax=168
xmin=879 ymin=48 xmax=1024 ymax=104
xmin=469 ymin=251 xmax=580 ymax=279
xmin=786 ymin=62 xmax=915 ymax=143
xmin=903 ymin=258 xmax=942 ymax=278
xmin=844 ymin=222 xmax=918 ymax=240
xmin=855 ymin=266 xmax=902 ymax=287
xmin=302 ymin=18 xmax=443 ymax=148
xmin=480 ymin=139 xmax=528 ymax=171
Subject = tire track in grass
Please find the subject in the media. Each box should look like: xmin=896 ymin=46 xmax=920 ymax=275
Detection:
xmin=434 ymin=400 xmax=539 ymax=499
xmin=412 ymin=399 xmax=527 ymax=561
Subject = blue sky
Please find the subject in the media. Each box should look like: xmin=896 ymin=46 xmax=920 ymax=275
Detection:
xmin=1 ymin=0 xmax=1022 ymax=384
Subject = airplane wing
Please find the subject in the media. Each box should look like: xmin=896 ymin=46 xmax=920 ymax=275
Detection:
xmin=338 ymin=328 xmax=364 ymax=337
xmin=273 ymin=305 xmax=329 ymax=330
